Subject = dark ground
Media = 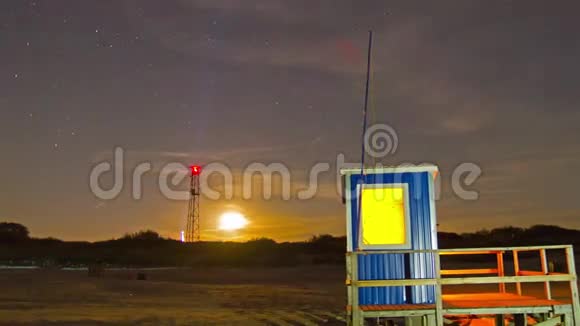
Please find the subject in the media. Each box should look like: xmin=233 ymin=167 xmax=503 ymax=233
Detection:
xmin=0 ymin=266 xmax=346 ymax=325
xmin=0 ymin=262 xmax=577 ymax=325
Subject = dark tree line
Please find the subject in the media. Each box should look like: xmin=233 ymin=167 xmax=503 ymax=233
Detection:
xmin=0 ymin=222 xmax=29 ymax=242
xmin=0 ymin=222 xmax=578 ymax=267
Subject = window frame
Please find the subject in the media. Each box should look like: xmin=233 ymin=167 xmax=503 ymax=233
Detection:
xmin=357 ymin=183 xmax=413 ymax=250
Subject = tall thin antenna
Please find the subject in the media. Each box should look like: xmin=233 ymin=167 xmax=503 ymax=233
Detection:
xmin=356 ymin=31 xmax=374 ymax=232
xmin=359 ymin=30 xmax=373 ymax=170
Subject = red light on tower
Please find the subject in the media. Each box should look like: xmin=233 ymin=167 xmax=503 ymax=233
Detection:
xmin=190 ymin=165 xmax=202 ymax=176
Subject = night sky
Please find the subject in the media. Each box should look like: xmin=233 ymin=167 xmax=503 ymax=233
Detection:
xmin=2 ymin=1 xmax=580 ymax=241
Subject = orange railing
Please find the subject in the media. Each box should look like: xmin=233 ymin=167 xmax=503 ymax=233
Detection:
xmin=346 ymin=245 xmax=580 ymax=325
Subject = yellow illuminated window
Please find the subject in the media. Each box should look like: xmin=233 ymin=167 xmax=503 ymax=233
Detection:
xmin=360 ymin=187 xmax=407 ymax=246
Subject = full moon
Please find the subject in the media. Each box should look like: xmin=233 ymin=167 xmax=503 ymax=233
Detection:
xmin=218 ymin=212 xmax=248 ymax=231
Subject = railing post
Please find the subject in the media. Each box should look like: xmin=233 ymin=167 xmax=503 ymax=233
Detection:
xmin=497 ymin=251 xmax=506 ymax=293
xmin=564 ymin=245 xmax=580 ymax=326
xmin=351 ymin=252 xmax=362 ymax=326
xmin=513 ymin=250 xmax=522 ymax=296
xmin=434 ymin=250 xmax=444 ymax=326
xmin=539 ymin=248 xmax=551 ymax=300
xmin=346 ymin=253 xmax=353 ymax=326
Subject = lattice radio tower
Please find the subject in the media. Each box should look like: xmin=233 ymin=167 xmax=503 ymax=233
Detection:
xmin=185 ymin=165 xmax=201 ymax=242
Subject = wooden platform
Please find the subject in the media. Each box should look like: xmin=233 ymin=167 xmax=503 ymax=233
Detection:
xmin=359 ymin=304 xmax=435 ymax=311
xmin=353 ymin=293 xmax=575 ymax=324
xmin=355 ymin=292 xmax=569 ymax=312
xmin=443 ymin=292 xmax=567 ymax=309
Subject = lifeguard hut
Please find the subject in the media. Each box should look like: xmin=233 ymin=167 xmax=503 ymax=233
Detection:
xmin=342 ymin=166 xmax=580 ymax=325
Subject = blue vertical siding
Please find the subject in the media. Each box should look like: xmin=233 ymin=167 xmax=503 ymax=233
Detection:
xmin=357 ymin=253 xmax=406 ymax=304
xmin=407 ymin=172 xmax=436 ymax=303
xmin=348 ymin=171 xmax=436 ymax=305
